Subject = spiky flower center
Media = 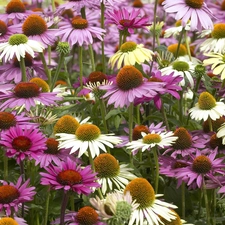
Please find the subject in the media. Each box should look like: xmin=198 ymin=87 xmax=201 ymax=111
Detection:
xmin=0 ymin=20 xmax=7 ymax=36
xmin=173 ymin=127 xmax=192 ymax=150
xmin=172 ymin=61 xmax=189 ymax=71
xmin=143 ymin=133 xmax=161 ymax=144
xmin=71 ymin=17 xmax=88 ymax=29
xmin=14 ymin=82 xmax=40 ymax=98
xmin=221 ymin=0 xmax=225 ymax=10
xmin=6 ymin=0 xmax=25 ymax=13
xmin=173 ymin=161 xmax=189 ymax=168
xmin=9 ymin=34 xmax=28 ymax=45
xmin=0 ymin=185 xmax=20 ymax=204
xmin=133 ymin=0 xmax=143 ymax=7
xmin=209 ymin=134 xmax=223 ymax=150
xmin=53 ymin=115 xmax=80 ymax=134
xmin=120 ymin=41 xmax=137 ymax=53
xmin=76 ymin=206 xmax=98 ymax=225
xmin=148 ymin=77 xmax=163 ymax=82
xmin=22 ymin=14 xmax=47 ymax=36
xmin=75 ymin=124 xmax=101 ymax=141
xmin=198 ymin=92 xmax=216 ymax=110
xmin=88 ymin=71 xmax=108 ymax=84
xmin=168 ymin=44 xmax=187 ymax=57
xmin=0 ymin=217 xmax=19 ymax=225
xmin=211 ymin=23 xmax=225 ymax=39
xmin=185 ymin=0 xmax=203 ymax=9
xmin=114 ymin=201 xmax=133 ymax=222
xmin=0 ymin=112 xmax=16 ymax=130
xmin=13 ymin=53 xmax=33 ymax=67
xmin=132 ymin=125 xmax=149 ymax=140
xmin=203 ymin=117 xmax=225 ymax=133
xmin=29 ymin=78 xmax=50 ymax=92
xmin=45 ymin=138 xmax=59 ymax=154
xmin=192 ymin=155 xmax=212 ymax=174
xmin=94 ymin=153 xmax=120 ymax=178
xmin=124 ymin=178 xmax=155 ymax=209
xmin=12 ymin=136 xmax=32 ymax=151
xmin=57 ymin=169 xmax=82 ymax=185
xmin=56 ymin=42 xmax=70 ymax=55
xmin=116 ymin=66 xmax=143 ymax=91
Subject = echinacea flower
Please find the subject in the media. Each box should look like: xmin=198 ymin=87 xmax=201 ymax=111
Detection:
xmin=105 ymin=8 xmax=150 ymax=34
xmin=52 ymin=207 xmax=106 ymax=225
xmin=100 ymin=65 xmax=164 ymax=108
xmin=56 ymin=123 xmax=121 ymax=158
xmin=162 ymin=0 xmax=214 ymax=31
xmin=0 ymin=125 xmax=47 ymax=164
xmin=90 ymin=190 xmax=139 ymax=225
xmin=126 ymin=130 xmax=178 ymax=155
xmin=189 ymin=92 xmax=225 ymax=121
xmin=0 ymin=176 xmax=36 ymax=216
xmin=56 ymin=16 xmax=105 ymax=46
xmin=203 ymin=52 xmax=225 ymax=80
xmin=175 ymin=150 xmax=225 ymax=189
xmin=94 ymin=153 xmax=136 ymax=195
xmin=0 ymin=34 xmax=45 ymax=62
xmin=0 ymin=216 xmax=28 ymax=225
xmin=0 ymin=82 xmax=62 ymax=111
xmin=40 ymin=157 xmax=100 ymax=194
xmin=200 ymin=23 xmax=225 ymax=54
xmin=124 ymin=178 xmax=177 ymax=225
xmin=109 ymin=41 xmax=154 ymax=69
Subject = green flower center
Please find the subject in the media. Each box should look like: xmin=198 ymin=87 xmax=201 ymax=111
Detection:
xmin=172 ymin=61 xmax=190 ymax=71
xmin=120 ymin=41 xmax=137 ymax=53
xmin=198 ymin=92 xmax=216 ymax=110
xmin=116 ymin=66 xmax=143 ymax=91
xmin=211 ymin=23 xmax=225 ymax=39
xmin=54 ymin=115 xmax=80 ymax=134
xmin=143 ymin=133 xmax=161 ymax=144
xmin=6 ymin=0 xmax=25 ymax=13
xmin=12 ymin=136 xmax=32 ymax=151
xmin=57 ymin=169 xmax=82 ymax=185
xmin=175 ymin=20 xmax=182 ymax=27
xmin=172 ymin=127 xmax=192 ymax=150
xmin=71 ymin=16 xmax=88 ymax=29
xmin=22 ymin=14 xmax=47 ymax=36
xmin=75 ymin=124 xmax=101 ymax=141
xmin=45 ymin=138 xmax=59 ymax=155
xmin=56 ymin=42 xmax=70 ymax=55
xmin=192 ymin=155 xmax=212 ymax=174
xmin=0 ymin=112 xmax=16 ymax=130
xmin=9 ymin=34 xmax=28 ymax=45
xmin=124 ymin=178 xmax=155 ymax=209
xmin=14 ymin=82 xmax=40 ymax=98
xmin=185 ymin=0 xmax=203 ymax=9
xmin=0 ymin=185 xmax=20 ymax=204
xmin=0 ymin=20 xmax=7 ymax=36
xmin=76 ymin=206 xmax=98 ymax=225
xmin=94 ymin=153 xmax=120 ymax=178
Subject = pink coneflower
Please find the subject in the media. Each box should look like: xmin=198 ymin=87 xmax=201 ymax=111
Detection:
xmin=0 ymin=54 xmax=47 ymax=83
xmin=55 ymin=16 xmax=105 ymax=46
xmin=105 ymin=8 xmax=150 ymax=34
xmin=52 ymin=207 xmax=107 ymax=225
xmin=0 ymin=20 xmax=22 ymax=42
xmin=0 ymin=82 xmax=62 ymax=111
xmin=22 ymin=14 xmax=58 ymax=47
xmin=162 ymin=0 xmax=215 ymax=31
xmin=0 ymin=0 xmax=37 ymax=24
xmin=175 ymin=150 xmax=225 ymax=189
xmin=0 ymin=176 xmax=36 ymax=216
xmin=0 ymin=125 xmax=47 ymax=164
xmin=100 ymin=65 xmax=164 ymax=108
xmin=40 ymin=157 xmax=100 ymax=194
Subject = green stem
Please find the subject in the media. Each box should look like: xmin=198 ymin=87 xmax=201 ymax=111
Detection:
xmin=136 ymin=104 xmax=141 ymax=125
xmin=119 ymin=31 xmax=123 ymax=49
xmin=88 ymin=44 xmax=96 ymax=71
xmin=50 ymin=53 xmax=65 ymax=91
xmin=160 ymin=100 xmax=170 ymax=130
xmin=100 ymin=2 xmax=106 ymax=73
xmin=70 ymin=194 xmax=75 ymax=211
xmin=179 ymin=90 xmax=184 ymax=125
xmin=81 ymin=7 xmax=86 ymax=19
xmin=39 ymin=52 xmax=51 ymax=84
xmin=60 ymin=191 xmax=69 ymax=225
xmin=129 ymin=103 xmax=134 ymax=165
xmin=208 ymin=117 xmax=213 ymax=132
xmin=98 ymin=99 xmax=108 ymax=135
xmin=184 ymin=31 xmax=192 ymax=61
xmin=181 ymin=181 xmax=186 ymax=219
xmin=19 ymin=57 xmax=27 ymax=82
xmin=78 ymin=46 xmax=83 ymax=89
xmin=3 ymin=153 xmax=8 ymax=180
xmin=48 ymin=46 xmax=52 ymax=65
xmin=202 ymin=176 xmax=210 ymax=225
xmin=152 ymin=147 xmax=159 ymax=194
xmin=43 ymin=186 xmax=51 ymax=225
xmin=51 ymin=0 xmax=55 ymax=12
xmin=175 ymin=28 xmax=185 ymax=59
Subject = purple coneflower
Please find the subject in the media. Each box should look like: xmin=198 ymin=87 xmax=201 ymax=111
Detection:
xmin=0 ymin=125 xmax=47 ymax=164
xmin=0 ymin=176 xmax=36 ymax=216
xmin=40 ymin=157 xmax=100 ymax=195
